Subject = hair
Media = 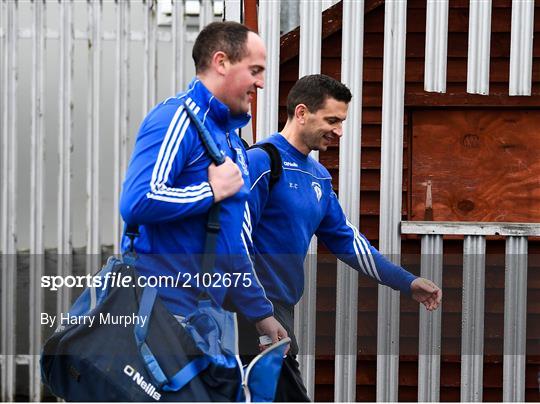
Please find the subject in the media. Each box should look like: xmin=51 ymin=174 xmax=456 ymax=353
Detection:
xmin=192 ymin=21 xmax=253 ymax=73
xmin=286 ymin=74 xmax=352 ymax=118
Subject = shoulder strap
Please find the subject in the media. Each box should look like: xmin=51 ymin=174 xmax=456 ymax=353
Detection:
xmin=250 ymin=143 xmax=283 ymax=191
xmin=239 ymin=137 xmax=250 ymax=149
xmin=125 ymin=101 xmax=225 ymax=298
xmin=182 ymin=102 xmax=224 ymax=300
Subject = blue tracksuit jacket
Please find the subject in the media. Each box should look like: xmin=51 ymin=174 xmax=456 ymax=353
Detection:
xmin=244 ymin=133 xmax=417 ymax=306
xmin=119 ymin=78 xmax=273 ymax=321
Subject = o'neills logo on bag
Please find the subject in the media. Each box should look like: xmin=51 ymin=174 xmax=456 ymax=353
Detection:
xmin=123 ymin=365 xmax=161 ymax=401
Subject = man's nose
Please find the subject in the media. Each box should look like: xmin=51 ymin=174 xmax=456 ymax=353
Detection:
xmin=255 ymin=77 xmax=264 ymax=89
xmin=333 ymin=126 xmax=343 ymax=137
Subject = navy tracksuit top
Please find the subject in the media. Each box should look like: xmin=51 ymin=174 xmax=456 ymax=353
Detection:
xmin=244 ymin=133 xmax=417 ymax=306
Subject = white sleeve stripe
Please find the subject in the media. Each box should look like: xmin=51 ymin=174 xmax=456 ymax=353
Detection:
xmin=350 ymin=229 xmax=372 ymax=277
xmin=150 ymin=105 xmax=185 ymax=190
xmin=250 ymin=170 xmax=271 ymax=191
xmin=156 ymin=182 xmax=208 ymax=193
xmin=240 ymin=232 xmax=274 ymax=312
xmin=356 ymin=234 xmax=380 ymax=281
xmin=346 ymin=219 xmax=380 ymax=281
xmin=243 ymin=202 xmax=252 ymax=232
xmin=242 ymin=223 xmax=252 ymax=243
xmin=151 ymin=184 xmax=212 ymax=198
xmin=155 ymin=102 xmax=194 ymax=185
xmin=146 ymin=191 xmax=213 ymax=204
xmin=148 ymin=100 xmax=210 ymax=203
xmin=161 ymin=104 xmax=199 ymax=185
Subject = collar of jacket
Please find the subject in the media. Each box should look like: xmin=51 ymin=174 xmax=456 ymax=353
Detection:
xmin=182 ymin=77 xmax=251 ymax=133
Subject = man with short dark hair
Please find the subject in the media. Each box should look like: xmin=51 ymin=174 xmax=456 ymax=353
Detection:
xmin=240 ymin=74 xmax=442 ymax=401
xmin=120 ymin=21 xmax=287 ymax=373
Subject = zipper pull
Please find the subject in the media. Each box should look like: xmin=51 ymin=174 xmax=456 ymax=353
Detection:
xmin=226 ymin=131 xmax=232 ymax=148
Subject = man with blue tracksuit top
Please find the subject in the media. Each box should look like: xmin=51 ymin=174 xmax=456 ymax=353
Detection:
xmin=239 ymin=75 xmax=443 ymax=401
xmin=119 ymin=22 xmax=288 ymax=394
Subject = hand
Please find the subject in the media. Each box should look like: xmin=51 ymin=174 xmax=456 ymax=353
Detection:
xmin=411 ymin=277 xmax=442 ymax=311
xmin=208 ymin=157 xmax=244 ymax=202
xmin=255 ymin=316 xmax=289 ymax=354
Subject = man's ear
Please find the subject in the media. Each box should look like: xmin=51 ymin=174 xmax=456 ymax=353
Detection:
xmin=295 ymin=104 xmax=308 ymax=124
xmin=211 ymin=51 xmax=229 ymax=75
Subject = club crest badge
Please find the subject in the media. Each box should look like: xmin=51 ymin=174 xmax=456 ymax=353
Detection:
xmin=235 ymin=147 xmax=249 ymax=176
xmin=311 ymin=182 xmax=322 ymax=202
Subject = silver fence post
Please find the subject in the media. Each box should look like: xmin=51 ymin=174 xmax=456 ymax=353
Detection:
xmin=172 ymin=0 xmax=185 ymax=93
xmin=199 ymin=0 xmax=214 ymax=31
xmin=461 ymin=235 xmax=486 ymax=402
xmin=58 ymin=0 xmax=74 ymax=314
xmin=377 ymin=0 xmax=407 ymax=401
xmin=508 ymin=0 xmax=534 ymax=96
xmin=424 ymin=0 xmax=448 ymax=93
xmin=87 ymin=0 xmax=102 ymax=273
xmin=467 ymin=0 xmax=492 ymax=95
xmin=418 ymin=235 xmax=443 ymax=402
xmin=1 ymin=0 xmax=18 ymax=401
xmin=295 ymin=0 xmax=322 ymax=399
xmin=143 ymin=0 xmax=157 ymax=115
xmin=334 ymin=0 xmax=365 ymax=401
xmin=29 ymin=0 xmax=46 ymax=400
xmin=256 ymin=0 xmax=280 ymax=141
xmin=113 ymin=0 xmax=131 ymax=255
xmin=294 ymin=0 xmax=322 ymax=399
xmin=503 ymin=236 xmax=528 ymax=401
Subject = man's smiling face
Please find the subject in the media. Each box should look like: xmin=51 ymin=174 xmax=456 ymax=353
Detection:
xmin=300 ymin=97 xmax=349 ymax=152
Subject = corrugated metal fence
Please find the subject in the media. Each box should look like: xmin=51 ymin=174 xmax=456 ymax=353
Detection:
xmin=0 ymin=0 xmax=537 ymax=401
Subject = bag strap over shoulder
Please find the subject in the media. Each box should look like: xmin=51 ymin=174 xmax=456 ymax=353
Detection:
xmin=124 ymin=101 xmax=225 ymax=294
xmin=249 ymin=142 xmax=283 ymax=192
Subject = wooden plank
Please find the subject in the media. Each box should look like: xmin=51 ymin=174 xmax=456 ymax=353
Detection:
xmin=319 ymin=147 xmax=409 ymax=170
xmin=365 ymin=7 xmax=534 ymax=33
xmin=411 ymin=110 xmax=540 ymax=222
xmin=406 ymin=83 xmax=540 ymax=106
xmin=359 ymin=32 xmax=540 ymax=58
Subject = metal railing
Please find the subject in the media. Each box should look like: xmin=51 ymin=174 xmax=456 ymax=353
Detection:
xmin=1 ymin=0 xmax=538 ymax=401
xmin=400 ymin=221 xmax=538 ymax=402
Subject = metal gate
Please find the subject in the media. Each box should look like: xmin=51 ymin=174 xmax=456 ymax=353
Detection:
xmin=1 ymin=0 xmax=537 ymax=401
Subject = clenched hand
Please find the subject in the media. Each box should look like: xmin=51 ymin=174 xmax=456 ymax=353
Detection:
xmin=411 ymin=277 xmax=442 ymax=311
xmin=208 ymin=157 xmax=244 ymax=202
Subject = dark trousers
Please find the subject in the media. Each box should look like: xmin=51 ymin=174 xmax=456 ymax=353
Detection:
xmin=236 ymin=301 xmax=310 ymax=402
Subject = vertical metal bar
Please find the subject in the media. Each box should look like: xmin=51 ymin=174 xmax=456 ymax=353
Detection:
xmin=509 ymin=0 xmax=534 ymax=96
xmin=295 ymin=1 xmax=322 ymax=399
xmin=467 ymin=0 xmax=492 ymax=95
xmin=418 ymin=235 xmax=443 ymax=402
xmin=87 ymin=0 xmax=102 ymax=272
xmin=143 ymin=0 xmax=157 ymax=115
xmin=334 ymin=0 xmax=364 ymax=401
xmin=29 ymin=0 xmax=45 ymax=400
xmin=321 ymin=0 xmax=339 ymax=10
xmin=424 ymin=0 xmax=448 ymax=93
xmin=172 ymin=0 xmax=185 ymax=92
xmin=199 ymin=0 xmax=214 ymax=31
xmin=377 ymin=0 xmax=407 ymax=401
xmin=461 ymin=235 xmax=486 ymax=402
xmin=223 ymin=0 xmax=242 ymax=23
xmin=1 ymin=1 xmax=17 ymax=401
xmin=298 ymin=0 xmax=321 ymax=77
xmin=255 ymin=0 xmax=280 ymax=141
xmin=503 ymin=236 xmax=528 ymax=401
xmin=58 ymin=0 xmax=74 ymax=313
xmin=113 ymin=0 xmax=130 ymax=255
